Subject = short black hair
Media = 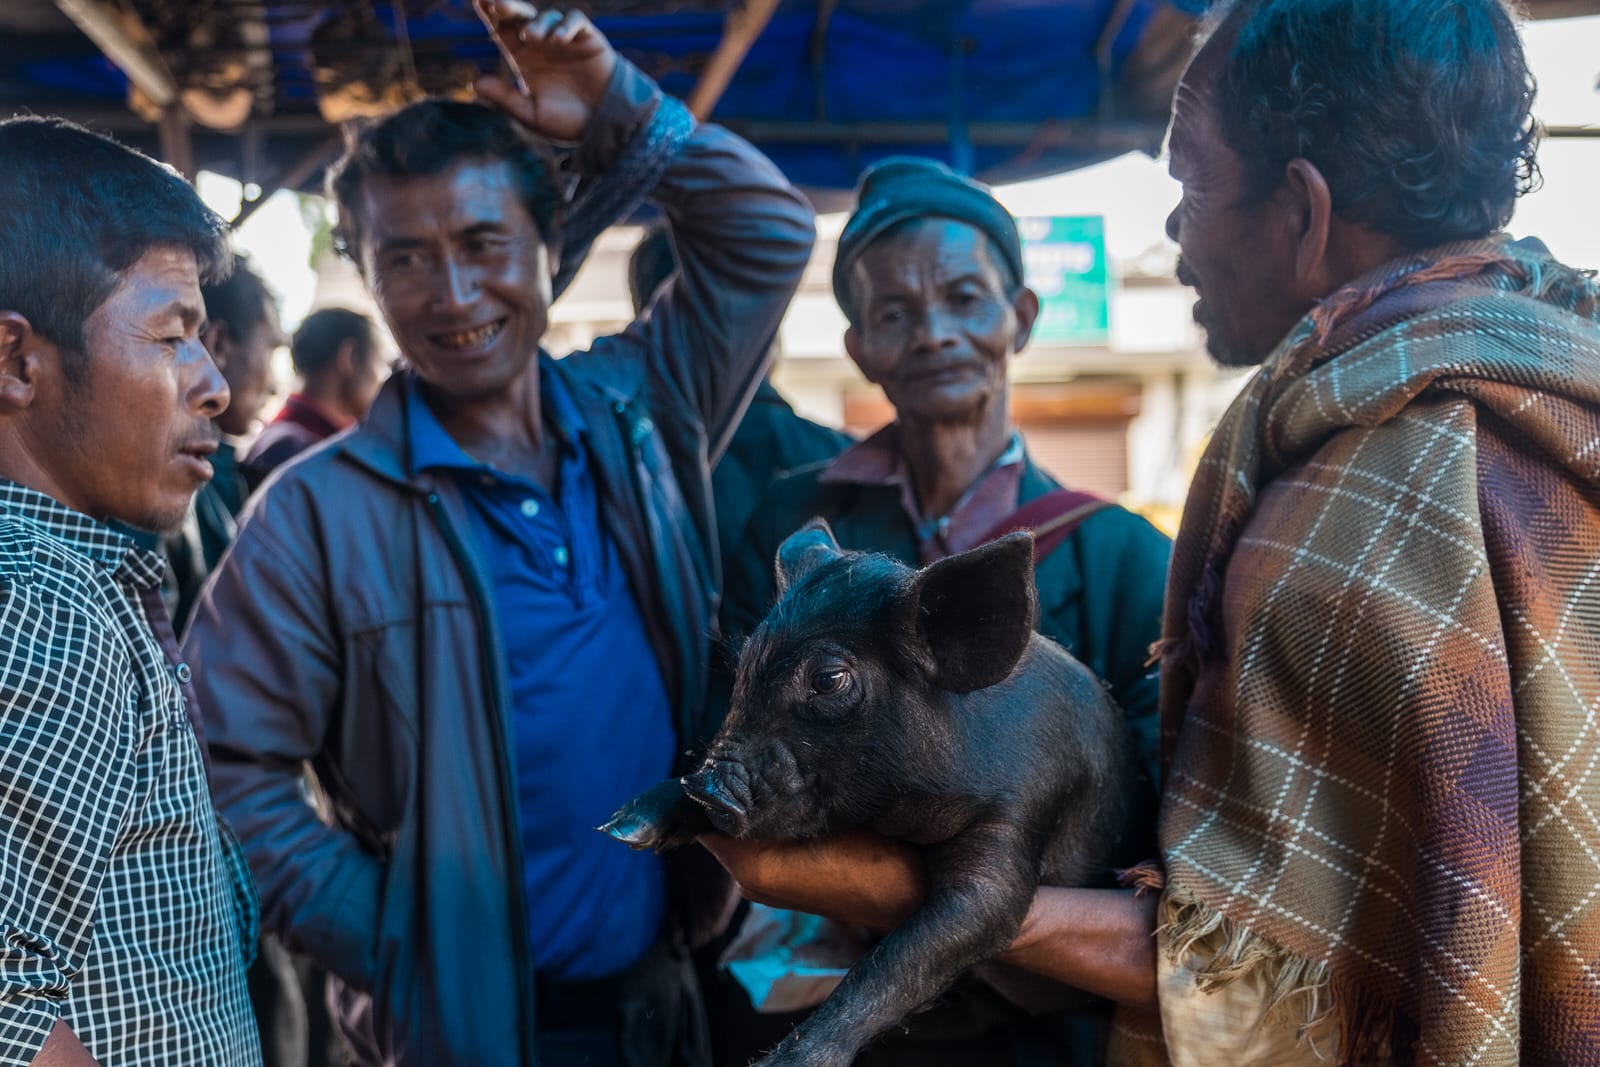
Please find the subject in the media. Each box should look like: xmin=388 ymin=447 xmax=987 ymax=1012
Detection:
xmin=202 ymin=254 xmax=277 ymax=346
xmin=1208 ymin=0 xmax=1538 ymax=250
xmin=326 ymin=99 xmax=564 ymax=261
xmin=291 ymin=307 xmax=376 ymax=377
xmin=0 ymin=116 xmax=231 ymax=379
xmin=628 ymin=225 xmax=676 ymax=314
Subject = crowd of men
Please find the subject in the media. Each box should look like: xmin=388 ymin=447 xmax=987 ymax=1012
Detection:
xmin=0 ymin=0 xmax=1596 ymax=1064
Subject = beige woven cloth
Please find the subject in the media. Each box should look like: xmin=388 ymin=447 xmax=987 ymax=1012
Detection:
xmin=1119 ymin=237 xmax=1600 ymax=1066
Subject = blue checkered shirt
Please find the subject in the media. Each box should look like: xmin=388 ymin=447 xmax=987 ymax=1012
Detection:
xmin=0 ymin=481 xmax=260 ymax=1065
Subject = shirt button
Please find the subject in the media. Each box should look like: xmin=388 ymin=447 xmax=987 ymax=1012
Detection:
xmin=520 ymin=499 xmax=540 ymax=519
xmin=174 ymin=663 xmax=193 ymax=685
xmin=553 ymin=545 xmax=570 ymax=567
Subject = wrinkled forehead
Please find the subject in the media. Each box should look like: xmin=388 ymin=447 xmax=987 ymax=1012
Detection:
xmin=92 ymin=244 xmax=205 ymax=331
xmin=1166 ymin=39 xmax=1228 ymax=164
xmin=851 ymin=218 xmax=1009 ymax=298
xmin=358 ymin=158 xmax=540 ymax=247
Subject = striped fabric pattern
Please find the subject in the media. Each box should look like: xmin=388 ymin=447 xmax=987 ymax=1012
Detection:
xmin=0 ymin=481 xmax=259 ymax=1065
xmin=1154 ymin=237 xmax=1600 ymax=1065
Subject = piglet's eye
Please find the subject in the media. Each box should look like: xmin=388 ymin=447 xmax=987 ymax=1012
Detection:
xmin=810 ymin=668 xmax=850 ymax=696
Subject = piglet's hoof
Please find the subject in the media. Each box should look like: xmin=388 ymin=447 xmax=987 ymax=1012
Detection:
xmin=598 ymin=777 xmax=711 ymax=853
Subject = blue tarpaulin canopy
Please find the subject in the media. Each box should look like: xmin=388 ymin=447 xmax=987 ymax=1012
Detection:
xmin=2 ymin=0 xmax=1589 ymax=215
xmin=0 ymin=0 xmax=1209 ymax=212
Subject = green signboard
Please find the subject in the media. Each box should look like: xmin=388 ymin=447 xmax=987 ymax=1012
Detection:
xmin=1016 ymin=215 xmax=1110 ymax=345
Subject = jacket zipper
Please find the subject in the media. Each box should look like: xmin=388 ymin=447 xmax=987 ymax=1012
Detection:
xmin=423 ymin=489 xmax=539 ymax=1067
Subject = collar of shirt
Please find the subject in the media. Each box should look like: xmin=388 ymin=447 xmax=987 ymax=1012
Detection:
xmin=0 ymin=478 xmax=168 ymax=588
xmin=819 ymin=423 xmax=1026 ymax=562
xmin=405 ymin=354 xmax=585 ymax=480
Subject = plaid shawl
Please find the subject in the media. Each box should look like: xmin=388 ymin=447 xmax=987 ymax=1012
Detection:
xmin=1153 ymin=236 xmax=1600 ymax=1065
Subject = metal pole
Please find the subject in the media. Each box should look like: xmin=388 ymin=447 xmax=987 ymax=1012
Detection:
xmin=687 ymin=0 xmax=783 ymax=121
xmin=157 ymin=108 xmax=195 ymax=180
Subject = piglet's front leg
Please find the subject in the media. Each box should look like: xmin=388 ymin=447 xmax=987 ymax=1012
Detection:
xmin=600 ymin=778 xmax=712 ymax=853
xmin=754 ymin=821 xmax=1040 ymax=1067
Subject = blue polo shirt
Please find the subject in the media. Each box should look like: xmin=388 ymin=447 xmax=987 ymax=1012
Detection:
xmin=407 ymin=364 xmax=675 ymax=981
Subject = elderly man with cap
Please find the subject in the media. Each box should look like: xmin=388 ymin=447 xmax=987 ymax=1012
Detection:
xmin=714 ymin=156 xmax=1170 ymax=1065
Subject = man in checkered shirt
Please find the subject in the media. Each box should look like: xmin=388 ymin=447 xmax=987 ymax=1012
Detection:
xmin=0 ymin=117 xmax=261 ymax=1065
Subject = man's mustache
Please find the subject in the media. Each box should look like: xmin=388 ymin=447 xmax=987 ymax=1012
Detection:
xmin=1175 ymin=256 xmax=1199 ymax=289
xmin=176 ymin=424 xmax=223 ymax=453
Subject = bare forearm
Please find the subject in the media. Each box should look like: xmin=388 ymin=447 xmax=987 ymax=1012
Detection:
xmin=698 ymin=831 xmax=927 ymax=932
xmin=32 ymin=1021 xmax=100 ymax=1067
xmin=1001 ymin=886 xmax=1159 ymax=1010
xmin=703 ymin=832 xmax=1161 ymax=1010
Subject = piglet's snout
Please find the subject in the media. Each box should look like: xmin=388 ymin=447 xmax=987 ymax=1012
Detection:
xmin=682 ymin=762 xmax=753 ymax=835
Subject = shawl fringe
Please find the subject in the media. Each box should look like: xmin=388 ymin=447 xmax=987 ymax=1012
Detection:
xmin=1116 ymin=861 xmax=1166 ymax=898
xmin=1161 ymin=885 xmax=1396 ymax=1065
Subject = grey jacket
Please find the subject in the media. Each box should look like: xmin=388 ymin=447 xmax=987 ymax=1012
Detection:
xmin=182 ymin=62 xmax=815 ymax=1067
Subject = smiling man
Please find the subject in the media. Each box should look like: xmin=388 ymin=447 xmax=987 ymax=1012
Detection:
xmin=179 ymin=1 xmax=813 ymax=1065
xmin=0 ymin=116 xmax=260 ymax=1066
xmin=717 ymin=156 xmax=1170 ymax=1066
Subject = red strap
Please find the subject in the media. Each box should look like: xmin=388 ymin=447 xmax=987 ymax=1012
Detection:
xmin=979 ymin=488 xmax=1110 ymax=563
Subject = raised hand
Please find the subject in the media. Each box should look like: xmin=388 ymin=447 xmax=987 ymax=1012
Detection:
xmin=472 ymin=0 xmax=617 ymax=142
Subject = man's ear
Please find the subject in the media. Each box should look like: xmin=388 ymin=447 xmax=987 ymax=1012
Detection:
xmin=0 ymin=312 xmax=45 ymax=412
xmin=898 ymin=532 xmax=1037 ymax=693
xmin=334 ymin=338 xmax=358 ymax=376
xmin=1282 ymin=157 xmax=1333 ymax=289
xmin=203 ymin=319 xmax=234 ymax=371
xmin=775 ymin=518 xmax=843 ymax=595
xmin=1010 ymin=286 xmax=1040 ymax=354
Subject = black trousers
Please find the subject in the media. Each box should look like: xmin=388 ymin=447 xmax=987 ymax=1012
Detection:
xmin=536 ymin=937 xmax=710 ymax=1067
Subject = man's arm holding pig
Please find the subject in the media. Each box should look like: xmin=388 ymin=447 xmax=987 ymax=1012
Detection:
xmin=701 ymin=834 xmax=1160 ymax=1009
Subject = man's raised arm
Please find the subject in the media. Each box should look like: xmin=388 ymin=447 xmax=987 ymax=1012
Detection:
xmin=474 ymin=0 xmax=815 ymax=459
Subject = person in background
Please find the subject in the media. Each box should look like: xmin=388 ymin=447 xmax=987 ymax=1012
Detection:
xmin=164 ymin=254 xmax=284 ymax=625
xmin=245 ymin=306 xmax=388 ymax=481
xmin=0 ymin=113 xmax=260 ymax=1067
xmin=181 ymin=0 xmax=815 ymax=1063
xmin=628 ymin=226 xmax=851 ymax=563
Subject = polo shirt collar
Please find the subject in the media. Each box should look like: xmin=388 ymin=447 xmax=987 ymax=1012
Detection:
xmin=406 ymin=354 xmax=586 ymax=479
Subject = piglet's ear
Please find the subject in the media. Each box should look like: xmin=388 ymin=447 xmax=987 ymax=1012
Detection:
xmin=903 ymin=532 xmax=1037 ymax=693
xmin=775 ymin=518 xmax=843 ymax=595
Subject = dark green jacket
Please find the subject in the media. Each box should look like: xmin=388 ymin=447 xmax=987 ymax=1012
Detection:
xmin=711 ymin=381 xmax=852 ymax=568
xmin=724 ymin=455 xmax=1171 ymax=781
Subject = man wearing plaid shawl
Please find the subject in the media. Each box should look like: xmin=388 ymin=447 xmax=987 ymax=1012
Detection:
xmin=703 ymin=0 xmax=1600 ymax=1063
xmin=1127 ymin=0 xmax=1600 ymax=1060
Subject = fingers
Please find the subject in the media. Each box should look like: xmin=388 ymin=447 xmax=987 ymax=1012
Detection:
xmin=553 ymin=10 xmax=592 ymax=44
xmin=474 ymin=0 xmax=590 ymax=47
xmin=473 ymin=74 xmax=539 ymax=127
xmin=473 ymin=0 xmax=534 ymax=39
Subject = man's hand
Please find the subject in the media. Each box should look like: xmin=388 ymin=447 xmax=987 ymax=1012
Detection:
xmin=701 ymin=832 xmax=1162 ymax=1010
xmin=472 ymin=0 xmax=618 ymax=142
xmin=698 ymin=830 xmax=929 ymax=933
xmin=32 ymin=1021 xmax=101 ymax=1066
